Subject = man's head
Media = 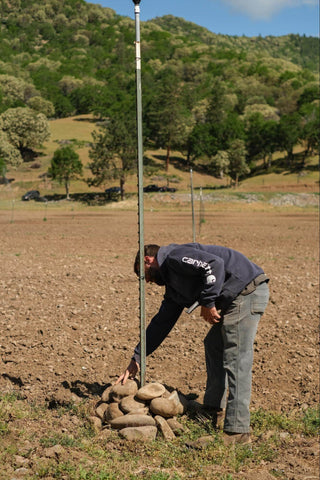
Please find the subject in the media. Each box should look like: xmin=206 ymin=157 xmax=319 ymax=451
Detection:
xmin=134 ymin=244 xmax=164 ymax=285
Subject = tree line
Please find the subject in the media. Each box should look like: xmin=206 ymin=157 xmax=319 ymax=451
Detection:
xmin=88 ymin=73 xmax=318 ymax=195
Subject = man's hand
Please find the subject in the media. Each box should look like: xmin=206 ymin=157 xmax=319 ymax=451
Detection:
xmin=200 ymin=306 xmax=221 ymax=325
xmin=116 ymin=359 xmax=139 ymax=385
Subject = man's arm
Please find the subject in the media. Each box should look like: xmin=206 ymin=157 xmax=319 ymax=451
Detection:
xmin=133 ymin=297 xmax=184 ymax=363
xmin=116 ymin=298 xmax=183 ymax=384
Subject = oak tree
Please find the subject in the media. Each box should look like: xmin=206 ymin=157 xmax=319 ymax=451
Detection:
xmin=49 ymin=146 xmax=83 ymax=200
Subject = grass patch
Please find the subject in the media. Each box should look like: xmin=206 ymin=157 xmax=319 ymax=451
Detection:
xmin=251 ymin=406 xmax=320 ymax=436
xmin=39 ymin=433 xmax=81 ymax=448
xmin=1 ymin=115 xmax=319 ymax=203
xmin=0 ymin=393 xmax=319 ymax=479
xmin=0 ymin=392 xmax=41 ymax=422
xmin=0 ymin=421 xmax=9 ymax=436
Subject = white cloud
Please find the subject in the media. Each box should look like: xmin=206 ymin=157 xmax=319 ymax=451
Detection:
xmin=222 ymin=0 xmax=318 ymax=20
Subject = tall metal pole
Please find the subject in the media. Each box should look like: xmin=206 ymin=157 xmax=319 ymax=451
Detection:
xmin=133 ymin=0 xmax=146 ymax=386
xmin=190 ymin=169 xmax=196 ymax=242
xmin=199 ymin=186 xmax=203 ymax=236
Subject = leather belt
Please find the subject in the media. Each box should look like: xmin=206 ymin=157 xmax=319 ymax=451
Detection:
xmin=240 ymin=273 xmax=269 ymax=296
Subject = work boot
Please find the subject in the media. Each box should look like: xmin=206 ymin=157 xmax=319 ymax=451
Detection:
xmin=186 ymin=432 xmax=251 ymax=449
xmin=187 ymin=400 xmax=224 ymax=430
xmin=185 ymin=435 xmax=215 ymax=450
xmin=222 ymin=431 xmax=251 ymax=445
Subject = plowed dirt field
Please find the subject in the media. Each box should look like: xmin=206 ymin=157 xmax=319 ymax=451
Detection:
xmin=0 ymin=206 xmax=319 ymax=479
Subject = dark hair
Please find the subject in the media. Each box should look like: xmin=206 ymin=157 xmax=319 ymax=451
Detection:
xmin=134 ymin=244 xmax=160 ymax=276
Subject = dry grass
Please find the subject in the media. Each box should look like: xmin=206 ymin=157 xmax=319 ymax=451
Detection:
xmin=2 ymin=115 xmax=319 ymax=201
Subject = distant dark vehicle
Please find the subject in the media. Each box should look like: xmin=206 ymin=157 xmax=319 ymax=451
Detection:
xmin=22 ymin=190 xmax=47 ymax=202
xmin=0 ymin=177 xmax=14 ymax=185
xmin=159 ymin=186 xmax=177 ymax=192
xmin=21 ymin=190 xmax=40 ymax=201
xmin=143 ymin=184 xmax=176 ymax=193
xmin=105 ymin=186 xmax=121 ymax=199
xmin=105 ymin=186 xmax=120 ymax=194
xmin=143 ymin=184 xmax=161 ymax=192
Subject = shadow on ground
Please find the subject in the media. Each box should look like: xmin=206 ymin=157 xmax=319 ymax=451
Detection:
xmin=42 ymin=192 xmax=120 ymax=205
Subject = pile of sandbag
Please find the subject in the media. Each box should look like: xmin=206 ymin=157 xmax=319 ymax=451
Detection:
xmin=92 ymin=380 xmax=188 ymax=441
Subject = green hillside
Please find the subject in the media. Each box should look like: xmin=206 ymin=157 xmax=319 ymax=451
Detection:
xmin=152 ymin=15 xmax=319 ymax=72
xmin=0 ymin=0 xmax=318 ymax=118
xmin=0 ymin=0 xmax=319 ymax=198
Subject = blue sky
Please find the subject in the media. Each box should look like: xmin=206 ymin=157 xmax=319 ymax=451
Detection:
xmin=88 ymin=0 xmax=319 ymax=37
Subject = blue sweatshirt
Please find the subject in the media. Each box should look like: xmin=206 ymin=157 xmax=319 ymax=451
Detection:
xmin=133 ymin=243 xmax=265 ymax=363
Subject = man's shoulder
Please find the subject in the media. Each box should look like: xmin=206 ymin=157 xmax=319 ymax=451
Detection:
xmin=158 ymin=244 xmax=180 ymax=263
xmin=159 ymin=243 xmax=217 ymax=263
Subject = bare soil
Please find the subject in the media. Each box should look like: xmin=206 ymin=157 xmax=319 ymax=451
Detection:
xmin=0 ymin=207 xmax=319 ymax=478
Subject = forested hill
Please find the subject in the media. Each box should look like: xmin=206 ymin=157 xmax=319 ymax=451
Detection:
xmin=0 ymin=0 xmax=318 ymax=120
xmin=152 ymin=15 xmax=319 ymax=73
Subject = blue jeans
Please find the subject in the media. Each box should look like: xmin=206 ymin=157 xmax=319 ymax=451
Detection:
xmin=203 ymin=282 xmax=269 ymax=433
